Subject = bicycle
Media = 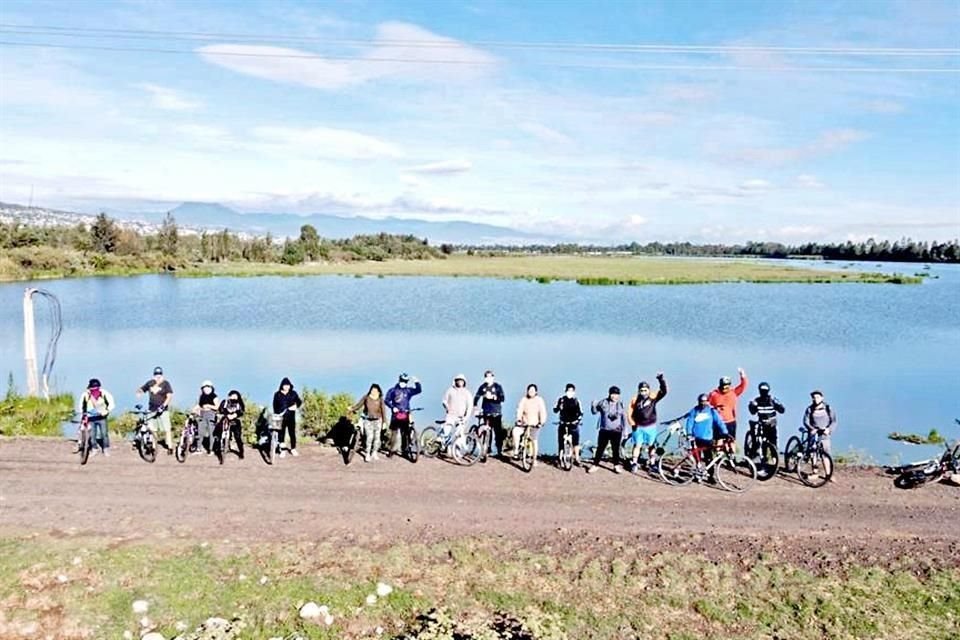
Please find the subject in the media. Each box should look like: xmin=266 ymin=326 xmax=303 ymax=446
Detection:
xmin=72 ymin=413 xmax=94 ymax=465
xmin=885 ymin=427 xmax=960 ymax=489
xmin=383 ymin=408 xmax=422 ymax=463
xmin=213 ymin=413 xmax=233 ymax=465
xmin=468 ymin=413 xmax=497 ymax=463
xmin=658 ymin=434 xmax=758 ymax=492
xmin=264 ymin=413 xmax=283 ymax=466
xmin=420 ymin=417 xmax=479 ymax=466
xmin=743 ymin=418 xmax=780 ymax=481
xmin=623 ymin=418 xmax=685 ymax=474
xmin=556 ymin=421 xmax=581 ymax=471
xmin=783 ymin=428 xmax=834 ymax=488
xmin=131 ymin=405 xmax=162 ymax=464
xmin=343 ymin=417 xmax=365 ymax=465
xmin=512 ymin=423 xmax=537 ymax=473
xmin=175 ymin=413 xmax=201 ymax=463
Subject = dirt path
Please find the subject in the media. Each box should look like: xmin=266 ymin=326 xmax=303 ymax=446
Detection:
xmin=2 ymin=438 xmax=958 ymax=570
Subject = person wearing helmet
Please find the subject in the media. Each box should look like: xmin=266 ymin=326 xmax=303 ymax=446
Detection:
xmin=442 ymin=374 xmax=473 ymax=440
xmin=803 ymin=390 xmax=837 ymax=457
xmin=136 ymin=366 xmax=174 ymax=453
xmin=588 ymin=386 xmax=628 ymax=474
xmin=685 ymin=393 xmax=730 ymax=469
xmin=216 ymin=389 xmax=246 ymax=459
xmin=553 ymin=383 xmax=584 ymax=465
xmin=272 ymin=377 xmax=303 ymax=457
xmin=474 ymin=370 xmax=506 ymax=458
xmin=627 ymin=372 xmax=668 ymax=472
xmin=707 ymin=368 xmax=748 ymax=441
xmin=385 ymin=373 xmax=422 ymax=456
xmin=193 ymin=380 xmax=219 ymax=455
xmin=79 ymin=378 xmax=115 ymax=456
xmin=747 ymin=382 xmax=786 ymax=449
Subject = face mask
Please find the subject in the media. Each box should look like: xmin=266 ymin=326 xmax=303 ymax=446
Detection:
xmin=565 ymin=391 xmax=575 ymax=399
xmin=485 ymin=377 xmax=494 ymax=384
xmin=90 ymin=388 xmax=101 ymax=399
xmin=610 ymin=394 xmax=620 ymax=403
xmin=639 ymin=390 xmax=649 ymax=398
xmin=399 ymin=382 xmax=407 ymax=389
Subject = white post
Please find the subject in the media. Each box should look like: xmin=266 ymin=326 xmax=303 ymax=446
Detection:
xmin=23 ymin=288 xmax=39 ymax=397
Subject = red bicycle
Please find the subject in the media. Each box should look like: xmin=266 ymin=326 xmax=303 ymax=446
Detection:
xmin=658 ymin=434 xmax=757 ymax=492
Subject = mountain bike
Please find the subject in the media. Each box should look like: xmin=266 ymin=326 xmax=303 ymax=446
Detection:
xmin=383 ymin=408 xmax=422 ymax=462
xmin=556 ymin=421 xmax=581 ymax=471
xmin=513 ymin=423 xmax=537 ymax=473
xmin=73 ymin=413 xmax=94 ymax=465
xmin=783 ymin=428 xmax=834 ymax=488
xmin=213 ymin=413 xmax=232 ymax=465
xmin=886 ymin=440 xmax=960 ymax=489
xmin=658 ymin=434 xmax=757 ymax=492
xmin=175 ymin=413 xmax=201 ymax=463
xmin=469 ymin=413 xmax=496 ymax=463
xmin=420 ymin=417 xmax=479 ymax=465
xmin=263 ymin=413 xmax=284 ymax=465
xmin=131 ymin=405 xmax=161 ymax=464
xmin=744 ymin=418 xmax=780 ymax=481
xmin=343 ymin=418 xmax=365 ymax=465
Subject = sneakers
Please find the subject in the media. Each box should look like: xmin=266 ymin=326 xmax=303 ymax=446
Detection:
xmin=290 ymin=449 xmax=300 ymax=457
xmin=573 ymin=457 xmax=581 ymax=467
xmin=532 ymin=460 xmax=538 ymax=468
xmin=207 ymin=451 xmax=214 ymax=457
xmin=279 ymin=450 xmax=288 ymax=459
xmin=102 ymin=449 xmax=110 ymax=457
xmin=372 ymin=452 xmax=380 ymax=461
xmin=587 ymin=465 xmax=599 ymax=474
xmin=613 ymin=465 xmax=623 ymax=474
xmin=90 ymin=449 xmax=99 ymax=457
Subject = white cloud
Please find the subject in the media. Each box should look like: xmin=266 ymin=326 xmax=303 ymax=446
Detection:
xmin=404 ymin=159 xmax=472 ymax=175
xmin=739 ymin=178 xmax=773 ymax=192
xmin=731 ymin=128 xmax=870 ymax=165
xmin=795 ymin=174 xmax=825 ymax=189
xmin=863 ymin=99 xmax=906 ymax=114
xmin=519 ymin=122 xmax=572 ymax=145
xmin=659 ymin=83 xmax=716 ymax=103
xmin=251 ymin=126 xmax=403 ymax=160
xmin=138 ymin=83 xmax=203 ymax=111
xmin=197 ymin=21 xmax=497 ymax=90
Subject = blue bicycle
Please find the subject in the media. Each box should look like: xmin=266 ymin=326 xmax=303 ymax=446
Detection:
xmin=419 ymin=417 xmax=479 ymax=466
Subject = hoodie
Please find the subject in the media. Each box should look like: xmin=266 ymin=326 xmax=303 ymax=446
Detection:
xmin=272 ymin=377 xmax=302 ymax=415
xmin=443 ymin=377 xmax=474 ymax=422
xmin=707 ymin=373 xmax=748 ymax=423
xmin=685 ymin=405 xmax=728 ymax=441
xmin=628 ymin=375 xmax=668 ymax=428
xmin=474 ymin=381 xmax=505 ymax=416
xmin=591 ymin=398 xmax=627 ymax=433
xmin=385 ymin=381 xmax=422 ymax=416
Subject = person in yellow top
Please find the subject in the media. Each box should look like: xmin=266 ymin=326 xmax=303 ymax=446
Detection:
xmin=514 ymin=383 xmax=547 ymax=467
xmin=79 ymin=378 xmax=115 ymax=456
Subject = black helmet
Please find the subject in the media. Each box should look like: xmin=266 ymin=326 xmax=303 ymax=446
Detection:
xmin=719 ymin=376 xmax=732 ymax=387
xmin=399 ymin=373 xmax=410 ymax=383
xmin=87 ymin=378 xmax=101 ymax=389
xmin=609 ymin=385 xmax=621 ymax=395
xmin=758 ymin=382 xmax=771 ymax=394
xmin=638 ymin=381 xmax=650 ymax=391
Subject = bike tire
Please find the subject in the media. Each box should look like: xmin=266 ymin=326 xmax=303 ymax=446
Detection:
xmin=658 ymin=452 xmax=696 ymax=485
xmin=478 ymin=428 xmax=490 ymax=463
xmin=715 ymin=455 xmax=757 ymax=493
xmin=797 ymin=450 xmax=833 ymax=488
xmin=559 ymin=439 xmax=573 ymax=471
xmin=139 ymin=437 xmax=156 ymax=464
xmin=175 ymin=432 xmax=188 ymax=464
xmin=753 ymin=440 xmax=779 ymax=481
xmin=452 ymin=433 xmax=480 ymax=466
xmin=782 ymin=436 xmax=802 ymax=473
xmin=79 ymin=431 xmax=91 ymax=466
xmin=520 ymin=437 xmax=534 ymax=473
xmin=344 ymin=429 xmax=359 ymax=465
xmin=894 ymin=471 xmax=931 ymax=489
xmin=419 ymin=427 xmax=441 ymax=458
xmin=743 ymin=431 xmax=758 ymax=459
xmin=406 ymin=428 xmax=420 ymax=463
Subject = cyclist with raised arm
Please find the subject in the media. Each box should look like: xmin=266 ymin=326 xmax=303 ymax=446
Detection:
xmin=216 ymin=389 xmax=246 ymax=460
xmin=193 ymin=380 xmax=219 ymax=456
xmin=442 ymin=374 xmax=473 ymax=440
xmin=627 ymin=372 xmax=668 ymax=472
xmin=135 ymin=366 xmax=174 ymax=454
xmin=349 ymin=383 xmax=388 ymax=462
xmin=514 ymin=383 xmax=547 ymax=467
xmin=474 ymin=370 xmax=506 ymax=458
xmin=385 ymin=373 xmax=422 ymax=456
xmin=747 ymin=382 xmax=785 ymax=449
xmin=79 ymin=378 xmax=114 ymax=456
xmin=708 ymin=368 xmax=748 ymax=441
xmin=588 ymin=386 xmax=628 ymax=474
xmin=553 ymin=383 xmax=583 ymax=466
xmin=272 ymin=377 xmax=302 ymax=458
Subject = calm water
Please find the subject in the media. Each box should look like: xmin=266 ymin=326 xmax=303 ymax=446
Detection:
xmin=1 ymin=263 xmax=958 ymax=463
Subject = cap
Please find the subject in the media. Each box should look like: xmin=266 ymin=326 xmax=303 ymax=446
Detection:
xmin=609 ymin=385 xmax=621 ymax=395
xmin=153 ymin=366 xmax=163 ymax=375
xmin=87 ymin=378 xmax=101 ymax=389
xmin=719 ymin=376 xmax=732 ymax=387
xmin=810 ymin=389 xmax=823 ymax=397
xmin=758 ymin=382 xmax=771 ymax=392
xmin=484 ymin=370 xmax=495 ymax=377
xmin=638 ymin=381 xmax=650 ymax=390
xmin=399 ymin=372 xmax=410 ymax=382
xmin=565 ymin=383 xmax=576 ymax=391
xmin=201 ymin=380 xmax=214 ymax=389
xmin=698 ymin=393 xmax=709 ymax=403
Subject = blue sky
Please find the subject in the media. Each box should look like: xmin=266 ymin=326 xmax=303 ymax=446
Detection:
xmin=0 ymin=0 xmax=957 ymax=242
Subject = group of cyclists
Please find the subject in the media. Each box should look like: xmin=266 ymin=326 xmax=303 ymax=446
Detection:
xmin=77 ymin=366 xmax=838 ymax=476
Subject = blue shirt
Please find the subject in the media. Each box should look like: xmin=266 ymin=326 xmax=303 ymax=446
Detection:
xmin=685 ymin=406 xmax=728 ymax=441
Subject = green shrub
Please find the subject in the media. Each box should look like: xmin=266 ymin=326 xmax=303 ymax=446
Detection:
xmin=300 ymin=388 xmax=355 ymax=439
xmin=0 ymin=384 xmax=74 ymax=437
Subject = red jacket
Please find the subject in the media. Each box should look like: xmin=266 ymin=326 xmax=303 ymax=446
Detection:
xmin=707 ymin=375 xmax=748 ymax=423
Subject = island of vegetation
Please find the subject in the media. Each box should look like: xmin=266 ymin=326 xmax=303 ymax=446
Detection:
xmin=1 ymin=212 xmax=941 ymax=285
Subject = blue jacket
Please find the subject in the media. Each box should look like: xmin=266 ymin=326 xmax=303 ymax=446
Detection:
xmin=385 ymin=382 xmax=422 ymax=414
xmin=591 ymin=398 xmax=627 ymax=433
xmin=685 ymin=406 xmax=728 ymax=441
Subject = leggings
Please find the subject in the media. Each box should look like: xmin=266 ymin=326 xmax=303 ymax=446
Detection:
xmin=279 ymin=411 xmax=297 ymax=450
xmin=215 ymin=419 xmax=245 ymax=459
xmin=593 ymin=429 xmax=622 ymax=466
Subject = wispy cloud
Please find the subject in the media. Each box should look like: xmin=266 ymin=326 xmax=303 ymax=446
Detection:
xmin=518 ymin=122 xmax=572 ymax=145
xmin=404 ymin=159 xmax=472 ymax=175
xmin=795 ymin=174 xmax=825 ymax=189
xmin=730 ymin=128 xmax=870 ymax=166
xmin=138 ymin=83 xmax=203 ymax=111
xmin=863 ymin=99 xmax=906 ymax=114
xmin=251 ymin=126 xmax=403 ymax=160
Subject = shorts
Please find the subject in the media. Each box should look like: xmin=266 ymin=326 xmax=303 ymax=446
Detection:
xmin=717 ymin=420 xmax=736 ymax=440
xmin=630 ymin=425 xmax=658 ymax=447
xmin=514 ymin=425 xmax=541 ymax=440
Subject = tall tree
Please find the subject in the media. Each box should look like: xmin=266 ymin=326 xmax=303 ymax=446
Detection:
xmin=158 ymin=212 xmax=179 ymax=256
xmin=299 ymin=224 xmax=320 ymax=261
xmin=90 ymin=212 xmax=119 ymax=253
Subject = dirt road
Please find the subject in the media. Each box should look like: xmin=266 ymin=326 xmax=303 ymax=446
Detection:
xmin=2 ymin=438 xmax=958 ymax=569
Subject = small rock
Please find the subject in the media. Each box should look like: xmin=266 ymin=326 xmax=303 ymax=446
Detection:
xmin=376 ymin=626 xmax=384 ymax=636
xmin=72 ymin=556 xmax=82 ymax=566
xmin=259 ymin=576 xmax=268 ymax=585
xmin=238 ymin=574 xmax=247 ymax=581
xmin=132 ymin=600 xmax=149 ymax=614
xmin=123 ymin=632 xmax=133 ymax=640
xmin=323 ymin=614 xmax=334 ymax=626
xmin=174 ymin=621 xmax=188 ymax=632
xmin=375 ymin=582 xmax=393 ymax=597
xmin=141 ymin=633 xmax=165 ymax=640
xmin=318 ymin=605 xmax=329 ymax=615
xmin=204 ymin=617 xmax=228 ymax=628
xmin=299 ymin=602 xmax=322 ymax=619
xmin=365 ymin=594 xmax=377 ymax=605
xmin=18 ymin=621 xmax=39 ymax=636
xmin=139 ymin=616 xmax=152 ymax=628
xmin=56 ymin=574 xmax=68 ymax=584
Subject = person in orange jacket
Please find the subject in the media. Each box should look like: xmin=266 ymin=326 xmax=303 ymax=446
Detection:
xmin=707 ymin=368 xmax=748 ymax=440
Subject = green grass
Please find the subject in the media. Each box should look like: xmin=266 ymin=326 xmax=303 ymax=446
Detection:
xmin=0 ymin=537 xmax=956 ymax=639
xmin=180 ymin=254 xmax=919 ymax=285
xmin=0 ymin=390 xmax=73 ymax=437
xmin=888 ymin=429 xmax=947 ymax=445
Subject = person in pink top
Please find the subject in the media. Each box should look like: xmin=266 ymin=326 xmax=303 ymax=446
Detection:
xmin=707 ymin=368 xmax=748 ymax=440
xmin=514 ymin=383 xmax=547 ymax=467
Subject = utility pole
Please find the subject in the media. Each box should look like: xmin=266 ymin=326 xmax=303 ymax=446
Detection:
xmin=23 ymin=288 xmax=39 ymax=396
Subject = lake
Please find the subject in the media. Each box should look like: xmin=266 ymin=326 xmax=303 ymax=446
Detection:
xmin=1 ymin=263 xmax=958 ymax=463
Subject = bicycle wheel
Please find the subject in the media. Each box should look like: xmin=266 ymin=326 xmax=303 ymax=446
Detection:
xmin=753 ymin=440 xmax=779 ymax=481
xmin=79 ymin=430 xmax=91 ymax=466
xmin=343 ymin=428 xmax=359 ymax=465
xmin=419 ymin=427 xmax=442 ymax=458
xmin=175 ymin=432 xmax=188 ymax=464
xmin=797 ymin=450 xmax=833 ymax=488
xmin=406 ymin=428 xmax=420 ymax=463
xmin=139 ymin=437 xmax=157 ymax=463
xmin=216 ymin=432 xmax=226 ymax=465
xmin=743 ymin=431 xmax=758 ymax=459
xmin=658 ymin=452 xmax=696 ymax=485
xmin=715 ymin=455 xmax=757 ymax=493
xmin=267 ymin=431 xmax=277 ymax=465
xmin=452 ymin=433 xmax=480 ymax=466
xmin=477 ymin=428 xmax=490 ymax=463
xmin=559 ymin=438 xmax=573 ymax=471
xmin=782 ymin=436 xmax=802 ymax=473
xmin=520 ymin=437 xmax=535 ymax=472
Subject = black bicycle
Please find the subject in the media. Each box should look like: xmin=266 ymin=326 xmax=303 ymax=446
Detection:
xmin=175 ymin=413 xmax=201 ymax=463
xmin=469 ymin=413 xmax=497 ymax=463
xmin=783 ymin=427 xmax=834 ymax=488
xmin=383 ymin=408 xmax=422 ymax=462
xmin=744 ymin=418 xmax=780 ymax=481
xmin=131 ymin=405 xmax=162 ymax=464
xmin=886 ymin=427 xmax=960 ymax=489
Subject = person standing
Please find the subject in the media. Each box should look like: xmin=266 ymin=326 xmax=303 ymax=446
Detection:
xmin=136 ymin=366 xmax=174 ymax=453
xmin=803 ymin=390 xmax=837 ymax=456
xmin=707 ymin=368 xmax=748 ymax=441
xmin=474 ymin=370 xmax=506 ymax=458
xmin=514 ymin=383 xmax=547 ymax=467
xmin=272 ymin=377 xmax=303 ymax=457
xmin=685 ymin=393 xmax=729 ymax=469
xmin=350 ymin=383 xmax=388 ymax=462
xmin=194 ymin=380 xmax=219 ymax=455
xmin=553 ymin=383 xmax=584 ymax=466
xmin=627 ymin=372 xmax=668 ymax=471
xmin=385 ymin=373 xmax=422 ymax=456
xmin=217 ymin=390 xmax=246 ymax=460
xmin=442 ymin=374 xmax=473 ymax=439
xmin=588 ymin=386 xmax=628 ymax=474
xmin=79 ymin=378 xmax=114 ymax=456
xmin=747 ymin=381 xmax=786 ymax=449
